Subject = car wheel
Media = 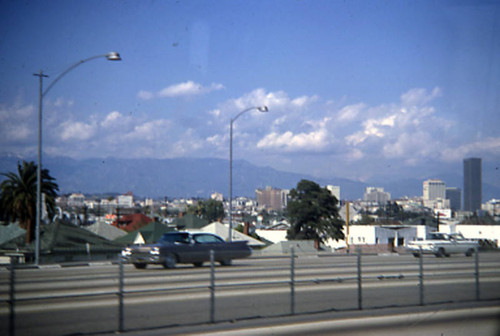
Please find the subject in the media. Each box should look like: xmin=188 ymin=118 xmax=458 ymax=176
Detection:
xmin=435 ymin=248 xmax=445 ymax=258
xmin=163 ymin=253 xmax=177 ymax=269
xmin=465 ymin=248 xmax=474 ymax=257
xmin=193 ymin=262 xmax=203 ymax=267
xmin=219 ymin=259 xmax=232 ymax=266
xmin=133 ymin=263 xmax=147 ymax=269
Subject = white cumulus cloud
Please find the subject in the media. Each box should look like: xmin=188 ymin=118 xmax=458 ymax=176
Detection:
xmin=400 ymin=87 xmax=442 ymax=106
xmin=257 ymin=128 xmax=328 ymax=152
xmin=101 ymin=111 xmax=126 ymax=128
xmin=60 ymin=121 xmax=96 ymax=141
xmin=124 ymin=120 xmax=171 ymax=141
xmin=0 ymin=102 xmax=34 ymax=143
xmin=337 ymin=103 xmax=366 ymax=123
xmin=137 ymin=90 xmax=154 ymax=100
xmin=138 ymin=81 xmax=225 ymax=99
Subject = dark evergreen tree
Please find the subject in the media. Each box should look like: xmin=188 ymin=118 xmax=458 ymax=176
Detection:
xmin=286 ymin=179 xmax=344 ymax=245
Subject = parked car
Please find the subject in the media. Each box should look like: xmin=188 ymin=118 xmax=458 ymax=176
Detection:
xmin=121 ymin=232 xmax=252 ymax=269
xmin=406 ymin=232 xmax=478 ymax=257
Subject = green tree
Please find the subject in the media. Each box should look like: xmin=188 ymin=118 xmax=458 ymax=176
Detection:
xmin=286 ymin=179 xmax=344 ymax=245
xmin=355 ymin=213 xmax=376 ymax=225
xmin=0 ymin=161 xmax=59 ymax=243
xmin=188 ymin=199 xmax=225 ymax=223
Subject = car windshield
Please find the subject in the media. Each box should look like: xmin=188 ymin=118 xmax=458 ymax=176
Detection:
xmin=428 ymin=233 xmax=448 ymax=240
xmin=450 ymin=233 xmax=466 ymax=240
xmin=159 ymin=233 xmax=191 ymax=244
xmin=193 ymin=234 xmax=224 ymax=244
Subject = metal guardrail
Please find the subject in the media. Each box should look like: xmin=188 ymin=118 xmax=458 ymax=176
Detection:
xmin=4 ymin=246 xmax=487 ymax=336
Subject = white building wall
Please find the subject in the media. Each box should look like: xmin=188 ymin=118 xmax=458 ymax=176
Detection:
xmin=325 ymin=225 xmax=418 ymax=249
xmin=415 ymin=225 xmax=429 ymax=240
xmin=117 ymin=195 xmax=133 ymax=208
xmin=374 ymin=227 xmax=418 ymax=246
xmin=455 ymin=225 xmax=500 ymax=248
xmin=348 ymin=226 xmax=376 ymax=245
xmin=255 ymin=229 xmax=288 ymax=244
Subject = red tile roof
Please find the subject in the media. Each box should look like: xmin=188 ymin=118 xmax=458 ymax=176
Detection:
xmin=112 ymin=213 xmax=153 ymax=232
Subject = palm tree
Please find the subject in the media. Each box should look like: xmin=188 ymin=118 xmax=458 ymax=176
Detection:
xmin=0 ymin=161 xmax=59 ymax=243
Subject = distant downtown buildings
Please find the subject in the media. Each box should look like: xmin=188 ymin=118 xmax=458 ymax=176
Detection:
xmin=419 ymin=157 xmax=482 ymax=214
xmin=257 ymin=157 xmax=484 ymax=215
xmin=363 ymin=187 xmax=391 ymax=204
xmin=255 ymin=186 xmax=290 ymax=211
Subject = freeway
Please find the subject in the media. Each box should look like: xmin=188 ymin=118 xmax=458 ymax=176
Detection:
xmin=1 ymin=252 xmax=499 ymax=335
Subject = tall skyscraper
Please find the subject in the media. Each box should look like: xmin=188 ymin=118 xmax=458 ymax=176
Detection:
xmin=446 ymin=187 xmax=461 ymax=211
xmin=463 ymin=158 xmax=482 ymax=212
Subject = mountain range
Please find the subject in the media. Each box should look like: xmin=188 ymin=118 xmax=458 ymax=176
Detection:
xmin=0 ymin=154 xmax=499 ymax=201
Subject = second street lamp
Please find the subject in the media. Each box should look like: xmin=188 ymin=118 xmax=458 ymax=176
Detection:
xmin=229 ymin=105 xmax=268 ymax=242
xmin=33 ymin=52 xmax=121 ymax=265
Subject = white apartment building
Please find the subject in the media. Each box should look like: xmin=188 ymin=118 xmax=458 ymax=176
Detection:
xmin=483 ymin=199 xmax=500 ymax=217
xmin=117 ymin=193 xmax=134 ymax=208
xmin=326 ymin=185 xmax=340 ymax=201
xmin=363 ymin=187 xmax=391 ymax=204
xmin=68 ymin=193 xmax=85 ymax=207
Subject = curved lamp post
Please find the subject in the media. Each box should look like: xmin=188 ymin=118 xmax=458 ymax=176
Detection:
xmin=229 ymin=105 xmax=268 ymax=242
xmin=33 ymin=52 xmax=121 ymax=265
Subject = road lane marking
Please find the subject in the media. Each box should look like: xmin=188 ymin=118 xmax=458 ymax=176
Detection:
xmin=1 ymin=276 xmax=499 ymax=314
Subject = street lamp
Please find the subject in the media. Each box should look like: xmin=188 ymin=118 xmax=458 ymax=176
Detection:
xmin=229 ymin=105 xmax=268 ymax=242
xmin=33 ymin=52 xmax=121 ymax=265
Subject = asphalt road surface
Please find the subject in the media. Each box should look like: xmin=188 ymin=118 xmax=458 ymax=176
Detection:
xmin=1 ymin=252 xmax=499 ymax=336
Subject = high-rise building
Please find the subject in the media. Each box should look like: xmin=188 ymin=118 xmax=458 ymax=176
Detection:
xmin=423 ymin=179 xmax=446 ymax=201
xmin=255 ymin=186 xmax=289 ymax=211
xmin=117 ymin=192 xmax=134 ymax=208
xmin=326 ymin=185 xmax=340 ymax=201
xmin=445 ymin=187 xmax=461 ymax=211
xmin=464 ymin=157 xmax=482 ymax=212
xmin=363 ymin=187 xmax=391 ymax=204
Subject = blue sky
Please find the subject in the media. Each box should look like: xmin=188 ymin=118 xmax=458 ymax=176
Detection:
xmin=1 ymin=0 xmax=499 ymax=187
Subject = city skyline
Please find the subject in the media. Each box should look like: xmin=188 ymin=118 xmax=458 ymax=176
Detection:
xmin=1 ymin=1 xmax=499 ymax=186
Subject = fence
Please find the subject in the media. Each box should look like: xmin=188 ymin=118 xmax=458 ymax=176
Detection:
xmin=3 ymin=247 xmax=491 ymax=336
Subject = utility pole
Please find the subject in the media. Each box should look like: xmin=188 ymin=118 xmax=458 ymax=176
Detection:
xmin=346 ymin=201 xmax=350 ymax=253
xmin=33 ymin=70 xmax=48 ymax=265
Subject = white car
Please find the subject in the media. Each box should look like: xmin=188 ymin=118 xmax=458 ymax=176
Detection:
xmin=407 ymin=232 xmax=478 ymax=257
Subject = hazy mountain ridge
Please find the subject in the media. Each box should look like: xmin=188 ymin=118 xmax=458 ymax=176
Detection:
xmin=0 ymin=154 xmax=498 ymax=201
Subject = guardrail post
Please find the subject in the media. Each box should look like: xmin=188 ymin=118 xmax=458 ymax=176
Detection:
xmin=9 ymin=256 xmax=16 ymax=336
xmin=118 ymin=254 xmax=124 ymax=333
xmin=475 ymin=246 xmax=480 ymax=301
xmin=209 ymin=250 xmax=215 ymax=323
xmin=357 ymin=247 xmax=362 ymax=310
xmin=290 ymin=247 xmax=295 ymax=315
xmin=419 ymin=247 xmax=424 ymax=306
